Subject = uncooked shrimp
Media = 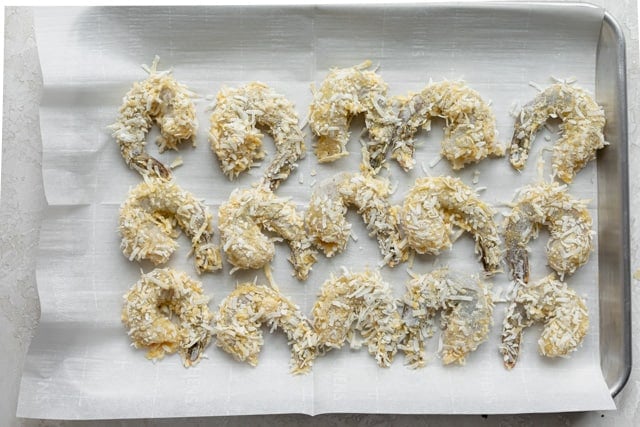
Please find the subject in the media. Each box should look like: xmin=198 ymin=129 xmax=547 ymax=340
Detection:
xmin=121 ymin=268 xmax=213 ymax=367
xmin=504 ymin=182 xmax=593 ymax=283
xmin=309 ymin=61 xmax=396 ymax=170
xmin=305 ymin=169 xmax=408 ymax=267
xmin=311 ymin=269 xmax=404 ymax=367
xmin=400 ymin=176 xmax=502 ymax=275
xmin=400 ymin=267 xmax=493 ymax=367
xmin=218 ymin=186 xmax=317 ymax=280
xmin=509 ymin=83 xmax=606 ymax=183
xmin=389 ymin=81 xmax=504 ymax=171
xmin=119 ymin=177 xmax=222 ymax=274
xmin=209 ymin=82 xmax=305 ymax=190
xmin=500 ymin=273 xmax=589 ymax=369
xmin=214 ymin=282 xmax=318 ymax=374
xmin=110 ymin=56 xmax=197 ymax=179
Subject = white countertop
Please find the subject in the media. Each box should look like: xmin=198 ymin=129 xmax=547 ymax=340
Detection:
xmin=2 ymin=2 xmax=638 ymax=425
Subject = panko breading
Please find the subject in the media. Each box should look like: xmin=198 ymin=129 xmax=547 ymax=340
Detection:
xmin=504 ymin=182 xmax=593 ymax=283
xmin=400 ymin=267 xmax=493 ymax=367
xmin=500 ymin=274 xmax=589 ymax=369
xmin=305 ymin=170 xmax=408 ymax=267
xmin=309 ymin=61 xmax=396 ymax=171
xmin=389 ymin=81 xmax=504 ymax=171
xmin=401 ymin=176 xmax=502 ymax=275
xmin=311 ymin=269 xmax=404 ymax=367
xmin=214 ymin=283 xmax=318 ymax=374
xmin=119 ymin=177 xmax=222 ymax=274
xmin=510 ymin=83 xmax=607 ymax=183
xmin=122 ymin=268 xmax=213 ymax=367
xmin=218 ymin=186 xmax=317 ymax=280
xmin=110 ymin=56 xmax=197 ymax=179
xmin=209 ymin=82 xmax=305 ymax=190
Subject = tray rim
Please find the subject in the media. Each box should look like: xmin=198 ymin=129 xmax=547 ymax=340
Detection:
xmin=597 ymin=9 xmax=631 ymax=398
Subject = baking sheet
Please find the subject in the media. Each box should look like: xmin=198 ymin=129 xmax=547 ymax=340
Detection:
xmin=18 ymin=4 xmax=615 ymax=418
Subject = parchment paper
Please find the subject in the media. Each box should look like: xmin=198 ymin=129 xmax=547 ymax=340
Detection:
xmin=18 ymin=4 xmax=615 ymax=419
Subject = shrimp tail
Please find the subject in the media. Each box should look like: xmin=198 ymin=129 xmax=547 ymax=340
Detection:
xmin=287 ymin=238 xmax=318 ymax=281
xmin=131 ymin=153 xmax=173 ymax=180
xmin=184 ymin=340 xmax=206 ymax=367
xmin=509 ymin=116 xmax=533 ymax=170
xmin=194 ymin=240 xmax=223 ymax=274
xmin=506 ymin=245 xmax=529 ymax=284
xmin=500 ymin=298 xmax=530 ymax=370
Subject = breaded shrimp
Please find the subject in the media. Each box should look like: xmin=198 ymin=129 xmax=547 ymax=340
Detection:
xmin=400 ymin=267 xmax=493 ymax=367
xmin=122 ymin=268 xmax=213 ymax=367
xmin=209 ymin=82 xmax=305 ymax=190
xmin=218 ymin=186 xmax=317 ymax=280
xmin=500 ymin=274 xmax=589 ymax=369
xmin=504 ymin=182 xmax=593 ymax=283
xmin=309 ymin=61 xmax=396 ymax=170
xmin=509 ymin=83 xmax=606 ymax=183
xmin=390 ymin=81 xmax=504 ymax=171
xmin=305 ymin=170 xmax=408 ymax=267
xmin=119 ymin=177 xmax=222 ymax=274
xmin=400 ymin=176 xmax=502 ymax=275
xmin=111 ymin=56 xmax=197 ymax=179
xmin=214 ymin=282 xmax=318 ymax=374
xmin=311 ymin=269 xmax=404 ymax=367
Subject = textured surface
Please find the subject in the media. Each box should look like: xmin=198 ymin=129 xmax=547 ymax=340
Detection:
xmin=2 ymin=1 xmax=639 ymax=426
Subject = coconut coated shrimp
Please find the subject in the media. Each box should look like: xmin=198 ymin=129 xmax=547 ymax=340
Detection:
xmin=122 ymin=268 xmax=213 ymax=367
xmin=218 ymin=186 xmax=317 ymax=280
xmin=119 ymin=177 xmax=222 ymax=274
xmin=309 ymin=61 xmax=396 ymax=170
xmin=400 ymin=176 xmax=502 ymax=275
xmin=305 ymin=170 xmax=408 ymax=267
xmin=509 ymin=83 xmax=606 ymax=183
xmin=110 ymin=56 xmax=197 ymax=179
xmin=400 ymin=267 xmax=493 ymax=367
xmin=504 ymin=182 xmax=593 ymax=283
xmin=500 ymin=274 xmax=589 ymax=369
xmin=214 ymin=283 xmax=318 ymax=374
xmin=209 ymin=82 xmax=305 ymax=190
xmin=311 ymin=269 xmax=404 ymax=367
xmin=389 ymin=81 xmax=504 ymax=171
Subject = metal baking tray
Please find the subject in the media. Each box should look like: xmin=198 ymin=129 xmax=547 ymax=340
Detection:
xmin=17 ymin=1 xmax=631 ymax=419
xmin=595 ymin=10 xmax=631 ymax=397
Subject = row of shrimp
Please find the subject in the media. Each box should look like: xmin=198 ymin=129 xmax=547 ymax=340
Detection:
xmin=123 ymin=264 xmax=590 ymax=373
xmin=122 ymin=264 xmax=588 ymax=372
xmin=110 ymin=57 xmax=306 ymax=190
xmin=122 ymin=266 xmax=494 ymax=371
xmin=112 ymin=58 xmax=603 ymax=372
xmin=310 ymin=61 xmax=606 ymax=182
xmin=115 ymin=169 xmax=505 ymax=282
xmin=110 ymin=58 xmax=607 ymax=187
